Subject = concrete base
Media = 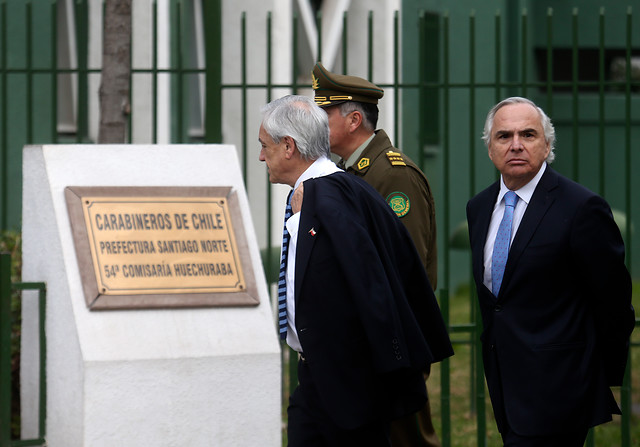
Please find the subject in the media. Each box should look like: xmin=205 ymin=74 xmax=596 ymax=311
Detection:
xmin=21 ymin=145 xmax=281 ymax=446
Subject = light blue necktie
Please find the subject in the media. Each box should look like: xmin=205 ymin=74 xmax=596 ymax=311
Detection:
xmin=278 ymin=191 xmax=293 ymax=340
xmin=492 ymin=191 xmax=518 ymax=297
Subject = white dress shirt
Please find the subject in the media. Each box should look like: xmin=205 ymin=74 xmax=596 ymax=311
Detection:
xmin=284 ymin=156 xmax=341 ymax=352
xmin=482 ymin=163 xmax=547 ymax=291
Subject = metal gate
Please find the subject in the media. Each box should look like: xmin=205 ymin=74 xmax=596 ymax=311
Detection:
xmin=0 ymin=1 xmax=638 ymax=446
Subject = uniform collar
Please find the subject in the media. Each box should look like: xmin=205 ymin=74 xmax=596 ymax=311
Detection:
xmin=341 ymin=133 xmax=375 ymax=169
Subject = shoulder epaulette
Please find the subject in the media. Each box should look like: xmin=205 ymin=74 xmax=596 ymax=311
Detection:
xmin=386 ymin=150 xmax=406 ymax=167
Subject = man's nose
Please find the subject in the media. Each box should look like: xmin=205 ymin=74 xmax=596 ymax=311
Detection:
xmin=259 ymin=148 xmax=265 ymax=161
xmin=510 ymin=135 xmax=524 ymax=150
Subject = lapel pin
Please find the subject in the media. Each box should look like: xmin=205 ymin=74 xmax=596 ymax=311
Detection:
xmin=308 ymin=228 xmax=317 ymax=236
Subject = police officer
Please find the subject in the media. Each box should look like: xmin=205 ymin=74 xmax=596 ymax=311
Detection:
xmin=312 ymin=61 xmax=440 ymax=447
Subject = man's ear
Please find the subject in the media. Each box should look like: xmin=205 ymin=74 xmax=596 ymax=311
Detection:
xmin=348 ymin=110 xmax=363 ymax=132
xmin=283 ymin=135 xmax=296 ymax=159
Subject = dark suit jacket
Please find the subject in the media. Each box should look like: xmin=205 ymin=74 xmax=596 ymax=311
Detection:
xmin=466 ymin=166 xmax=634 ymax=436
xmin=294 ymin=172 xmax=453 ymax=430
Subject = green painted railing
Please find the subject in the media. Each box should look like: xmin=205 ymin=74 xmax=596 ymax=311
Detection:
xmin=0 ymin=252 xmax=46 ymax=447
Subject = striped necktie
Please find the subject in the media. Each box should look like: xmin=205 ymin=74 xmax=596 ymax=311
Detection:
xmin=491 ymin=191 xmax=518 ymax=297
xmin=278 ymin=191 xmax=293 ymax=340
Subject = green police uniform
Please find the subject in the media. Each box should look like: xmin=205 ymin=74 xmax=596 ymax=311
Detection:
xmin=342 ymin=129 xmax=437 ymax=288
xmin=313 ymin=61 xmax=441 ymax=447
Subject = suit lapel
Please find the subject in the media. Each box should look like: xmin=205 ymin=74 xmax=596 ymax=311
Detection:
xmin=294 ymin=182 xmax=320 ymax=303
xmin=499 ymin=167 xmax=559 ymax=298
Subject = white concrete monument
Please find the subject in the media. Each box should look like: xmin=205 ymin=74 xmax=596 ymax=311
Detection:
xmin=21 ymin=145 xmax=281 ymax=446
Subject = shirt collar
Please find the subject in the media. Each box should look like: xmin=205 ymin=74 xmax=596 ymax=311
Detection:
xmin=498 ymin=162 xmax=547 ymax=205
xmin=342 ymin=133 xmax=376 ymax=169
xmin=294 ymin=156 xmax=341 ymax=190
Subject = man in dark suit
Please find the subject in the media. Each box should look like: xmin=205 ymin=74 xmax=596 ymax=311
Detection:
xmin=466 ymin=96 xmax=635 ymax=446
xmin=259 ymin=94 xmax=453 ymax=446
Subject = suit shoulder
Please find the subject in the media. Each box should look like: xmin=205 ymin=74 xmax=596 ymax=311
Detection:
xmin=549 ymin=169 xmax=605 ymax=205
xmin=310 ymin=172 xmax=387 ymax=208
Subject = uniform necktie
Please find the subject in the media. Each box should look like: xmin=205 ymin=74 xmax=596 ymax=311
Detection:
xmin=492 ymin=191 xmax=518 ymax=297
xmin=278 ymin=191 xmax=293 ymax=340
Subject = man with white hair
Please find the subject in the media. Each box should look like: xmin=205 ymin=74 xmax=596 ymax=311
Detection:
xmin=259 ymin=95 xmax=452 ymax=446
xmin=467 ymin=97 xmax=634 ymax=446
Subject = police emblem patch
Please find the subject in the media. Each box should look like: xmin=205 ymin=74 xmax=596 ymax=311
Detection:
xmin=357 ymin=158 xmax=370 ymax=170
xmin=386 ymin=192 xmax=410 ymax=217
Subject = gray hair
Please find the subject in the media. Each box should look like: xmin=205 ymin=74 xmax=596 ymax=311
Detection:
xmin=482 ymin=96 xmax=556 ymax=163
xmin=337 ymin=101 xmax=378 ymax=131
xmin=260 ymin=95 xmax=331 ymax=161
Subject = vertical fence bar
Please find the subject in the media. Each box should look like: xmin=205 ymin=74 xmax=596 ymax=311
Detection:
xmin=265 ymin=10 xmax=273 ymax=290
xmin=75 ymin=0 xmax=88 ymax=142
xmin=0 ymin=253 xmax=11 ymax=446
xmin=474 ymin=20 xmax=488 ymax=447
xmin=571 ymin=8 xmax=579 ymax=181
xmin=342 ymin=11 xmax=347 ymax=73
xmin=393 ymin=11 xmax=399 ymax=145
xmin=473 ymin=8 xmax=488 ymax=445
xmin=597 ymin=8 xmax=605 ymax=196
xmin=52 ymin=0 xmax=58 ymax=144
xmin=505 ymin=2 xmax=519 ymax=97
xmin=27 ymin=1 xmax=33 ymax=144
xmin=1 ymin=0 xmax=6 ymax=231
xmin=203 ymin=0 xmax=222 ymax=144
xmin=520 ymin=8 xmax=527 ymax=97
xmin=468 ymin=15 xmax=477 ymax=240
xmin=418 ymin=12 xmax=426 ymax=174
xmin=292 ymin=12 xmax=299 ymax=94
xmin=152 ymin=0 xmax=158 ymax=144
xmin=175 ymin=0 xmax=184 ymax=142
xmin=240 ymin=12 xmax=247 ymax=183
xmin=623 ymin=6 xmax=633 ymax=281
xmin=38 ymin=284 xmax=46 ymax=439
xmin=441 ymin=14 xmax=451 ymax=446
xmin=494 ymin=9 xmax=501 ymax=104
xmin=468 ymin=11 xmax=477 ymax=418
xmin=123 ymin=0 xmax=135 ymax=144
xmin=288 ymin=12 xmax=299 ymax=399
xmin=367 ymin=10 xmax=373 ymax=81
xmin=620 ymin=9 xmax=633 ymax=444
xmin=545 ymin=8 xmax=553 ymax=117
xmin=579 ymin=5 xmax=593 ymax=441
xmin=439 ymin=14 xmax=450 ymax=446
xmin=127 ymin=1 xmax=133 ymax=144
xmin=316 ymin=11 xmax=322 ymax=63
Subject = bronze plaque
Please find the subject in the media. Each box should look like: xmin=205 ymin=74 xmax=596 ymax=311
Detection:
xmin=65 ymin=186 xmax=259 ymax=310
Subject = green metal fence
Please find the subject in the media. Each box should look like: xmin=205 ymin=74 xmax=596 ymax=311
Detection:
xmin=0 ymin=1 xmax=638 ymax=446
xmin=0 ymin=252 xmax=46 ymax=446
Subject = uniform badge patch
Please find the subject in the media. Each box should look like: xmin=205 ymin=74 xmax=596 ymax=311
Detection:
xmin=386 ymin=192 xmax=410 ymax=217
xmin=357 ymin=158 xmax=370 ymax=170
xmin=386 ymin=151 xmax=406 ymax=166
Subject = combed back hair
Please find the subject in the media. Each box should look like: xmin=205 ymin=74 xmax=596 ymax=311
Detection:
xmin=482 ymin=96 xmax=556 ymax=164
xmin=261 ymin=95 xmax=331 ymax=161
xmin=338 ymin=101 xmax=379 ymax=131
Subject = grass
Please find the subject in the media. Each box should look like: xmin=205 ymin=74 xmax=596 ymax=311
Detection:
xmin=1 ymin=230 xmax=23 ymax=439
xmin=281 ymin=280 xmax=640 ymax=446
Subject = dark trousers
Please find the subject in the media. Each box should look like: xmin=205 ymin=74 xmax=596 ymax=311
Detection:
xmin=389 ymin=367 xmax=440 ymax=447
xmin=501 ymin=427 xmax=589 ymax=447
xmin=287 ymin=359 xmax=391 ymax=447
